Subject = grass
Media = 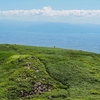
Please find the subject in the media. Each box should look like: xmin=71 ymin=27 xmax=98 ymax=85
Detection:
xmin=0 ymin=44 xmax=100 ymax=100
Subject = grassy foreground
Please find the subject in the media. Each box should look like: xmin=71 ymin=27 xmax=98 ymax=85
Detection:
xmin=0 ymin=44 xmax=100 ymax=100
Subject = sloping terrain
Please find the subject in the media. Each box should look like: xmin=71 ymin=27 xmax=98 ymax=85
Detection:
xmin=0 ymin=44 xmax=100 ymax=100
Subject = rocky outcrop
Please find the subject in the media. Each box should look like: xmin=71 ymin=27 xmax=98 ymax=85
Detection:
xmin=32 ymin=82 xmax=51 ymax=94
xmin=20 ymin=82 xmax=51 ymax=97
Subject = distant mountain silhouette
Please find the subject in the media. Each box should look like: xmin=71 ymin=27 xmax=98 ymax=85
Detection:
xmin=0 ymin=20 xmax=100 ymax=33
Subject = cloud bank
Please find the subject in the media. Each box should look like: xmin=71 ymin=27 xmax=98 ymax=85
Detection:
xmin=0 ymin=6 xmax=100 ymax=18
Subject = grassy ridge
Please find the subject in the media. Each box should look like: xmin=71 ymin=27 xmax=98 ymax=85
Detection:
xmin=0 ymin=44 xmax=100 ymax=100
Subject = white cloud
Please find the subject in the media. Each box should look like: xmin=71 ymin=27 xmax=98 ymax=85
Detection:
xmin=0 ymin=6 xmax=100 ymax=18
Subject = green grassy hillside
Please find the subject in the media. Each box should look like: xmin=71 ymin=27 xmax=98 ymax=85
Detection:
xmin=0 ymin=44 xmax=100 ymax=100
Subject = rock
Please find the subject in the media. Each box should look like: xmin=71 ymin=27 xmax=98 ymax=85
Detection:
xmin=42 ymin=78 xmax=45 ymax=81
xmin=35 ymin=70 xmax=39 ymax=73
xmin=48 ymin=95 xmax=52 ymax=99
xmin=24 ymin=62 xmax=31 ymax=66
xmin=34 ymin=82 xmax=41 ymax=86
xmin=34 ymin=76 xmax=37 ymax=78
xmin=24 ymin=62 xmax=31 ymax=69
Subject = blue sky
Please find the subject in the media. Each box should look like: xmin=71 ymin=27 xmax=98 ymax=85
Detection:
xmin=0 ymin=0 xmax=100 ymax=24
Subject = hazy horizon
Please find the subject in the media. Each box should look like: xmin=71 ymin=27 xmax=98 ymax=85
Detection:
xmin=0 ymin=22 xmax=100 ymax=54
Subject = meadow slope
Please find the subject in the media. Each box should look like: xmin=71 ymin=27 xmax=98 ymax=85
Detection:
xmin=0 ymin=44 xmax=100 ymax=100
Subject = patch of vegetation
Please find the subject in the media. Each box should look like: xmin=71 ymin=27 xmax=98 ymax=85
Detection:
xmin=0 ymin=44 xmax=100 ymax=100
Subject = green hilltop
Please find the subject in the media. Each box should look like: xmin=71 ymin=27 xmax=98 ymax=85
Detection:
xmin=0 ymin=44 xmax=100 ymax=100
